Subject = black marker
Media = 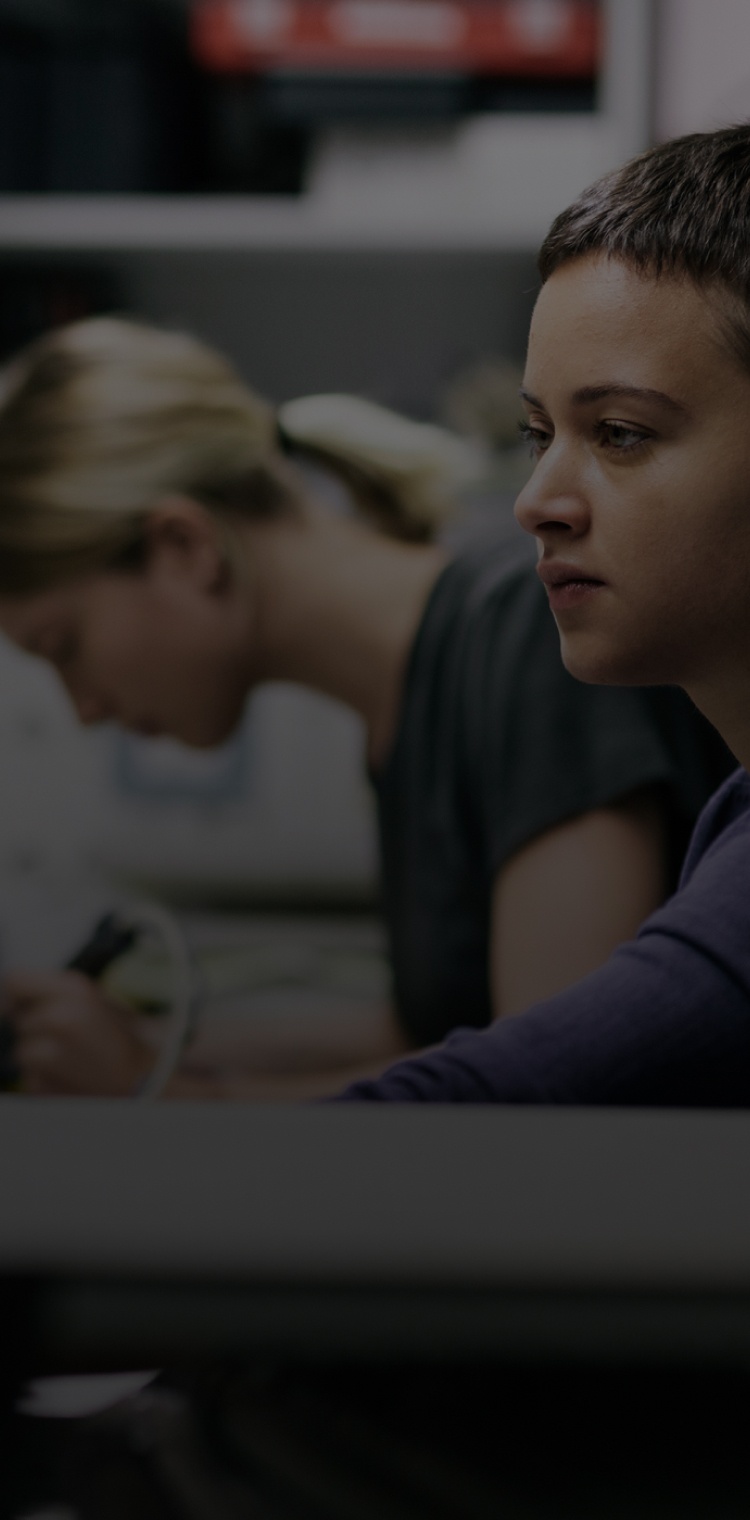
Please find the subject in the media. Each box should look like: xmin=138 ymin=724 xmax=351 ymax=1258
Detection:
xmin=65 ymin=911 xmax=138 ymax=980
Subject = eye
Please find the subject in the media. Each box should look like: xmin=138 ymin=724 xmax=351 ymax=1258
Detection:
xmin=518 ymin=419 xmax=552 ymax=458
xmin=596 ymin=420 xmax=652 ymax=453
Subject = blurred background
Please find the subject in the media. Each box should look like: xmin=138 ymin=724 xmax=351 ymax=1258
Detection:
xmin=3 ymin=11 xmax=750 ymax=1510
xmin=0 ymin=0 xmax=743 ymax=992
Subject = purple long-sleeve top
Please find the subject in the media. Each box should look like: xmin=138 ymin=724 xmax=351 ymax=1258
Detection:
xmin=338 ymin=768 xmax=750 ymax=1107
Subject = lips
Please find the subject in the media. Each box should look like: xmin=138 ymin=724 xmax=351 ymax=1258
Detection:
xmin=536 ymin=561 xmax=605 ymax=589
xmin=536 ymin=561 xmax=606 ymax=613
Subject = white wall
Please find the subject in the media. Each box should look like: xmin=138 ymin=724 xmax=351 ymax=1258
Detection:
xmin=656 ymin=0 xmax=750 ymax=139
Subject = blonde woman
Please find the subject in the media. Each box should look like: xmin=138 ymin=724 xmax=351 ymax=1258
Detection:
xmin=0 ymin=317 xmax=732 ymax=1098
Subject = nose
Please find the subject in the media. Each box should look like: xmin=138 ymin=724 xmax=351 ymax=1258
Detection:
xmin=515 ymin=446 xmax=590 ymax=542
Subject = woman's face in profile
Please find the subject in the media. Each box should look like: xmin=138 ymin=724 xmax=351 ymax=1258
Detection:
xmin=515 ymin=254 xmax=750 ymax=701
xmin=0 ymin=503 xmax=256 ymax=748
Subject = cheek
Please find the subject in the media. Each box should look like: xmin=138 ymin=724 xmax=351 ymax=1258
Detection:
xmin=605 ymin=464 xmax=713 ymax=570
xmin=81 ymin=611 xmax=158 ymax=695
xmin=664 ymin=439 xmax=750 ymax=546
xmin=96 ymin=582 xmax=171 ymax=651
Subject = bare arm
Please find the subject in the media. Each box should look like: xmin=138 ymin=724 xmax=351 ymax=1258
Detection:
xmin=167 ymin=998 xmax=411 ymax=1099
xmin=165 ymin=1041 xmax=410 ymax=1101
xmin=490 ymin=788 xmax=669 ymax=1018
xmin=1 ymin=972 xmax=411 ymax=1100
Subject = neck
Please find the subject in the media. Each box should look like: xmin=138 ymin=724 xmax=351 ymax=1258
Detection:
xmin=239 ymin=511 xmax=449 ymax=768
xmin=685 ymin=666 xmax=750 ymax=773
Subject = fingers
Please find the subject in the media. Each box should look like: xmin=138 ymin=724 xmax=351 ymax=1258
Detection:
xmin=0 ymin=970 xmax=152 ymax=1097
xmin=2 ymin=970 xmax=94 ymax=1021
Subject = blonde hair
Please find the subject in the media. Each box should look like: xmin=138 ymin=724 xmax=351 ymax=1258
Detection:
xmin=0 ymin=316 xmax=478 ymax=594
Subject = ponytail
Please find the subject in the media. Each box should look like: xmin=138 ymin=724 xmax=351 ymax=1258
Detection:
xmin=277 ymin=393 xmax=482 ymax=542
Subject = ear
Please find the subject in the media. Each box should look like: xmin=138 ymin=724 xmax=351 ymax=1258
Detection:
xmin=144 ymin=496 xmax=230 ymax=595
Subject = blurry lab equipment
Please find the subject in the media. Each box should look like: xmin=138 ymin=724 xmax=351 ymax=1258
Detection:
xmin=191 ymin=0 xmax=602 ymax=188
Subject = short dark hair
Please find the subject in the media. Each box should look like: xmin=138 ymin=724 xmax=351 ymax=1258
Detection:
xmin=539 ymin=123 xmax=750 ymax=368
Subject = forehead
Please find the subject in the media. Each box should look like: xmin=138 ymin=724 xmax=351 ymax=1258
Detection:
xmin=525 ymin=255 xmax=738 ymax=399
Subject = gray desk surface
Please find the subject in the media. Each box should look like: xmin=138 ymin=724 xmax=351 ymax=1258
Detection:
xmin=2 ymin=1100 xmax=750 ymax=1369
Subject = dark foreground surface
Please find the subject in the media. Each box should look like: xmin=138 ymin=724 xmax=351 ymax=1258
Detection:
xmin=2 ymin=1101 xmax=750 ymax=1516
xmin=6 ymin=1361 xmax=750 ymax=1519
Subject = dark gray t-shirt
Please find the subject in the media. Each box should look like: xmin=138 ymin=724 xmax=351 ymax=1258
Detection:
xmin=372 ymin=528 xmax=734 ymax=1047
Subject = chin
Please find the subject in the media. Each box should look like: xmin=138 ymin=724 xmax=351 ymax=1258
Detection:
xmin=558 ymin=634 xmax=661 ymax=688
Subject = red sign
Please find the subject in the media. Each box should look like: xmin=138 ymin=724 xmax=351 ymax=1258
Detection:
xmin=191 ymin=1 xmax=601 ymax=78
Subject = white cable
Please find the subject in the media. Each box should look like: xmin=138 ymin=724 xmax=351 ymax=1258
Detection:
xmin=119 ymin=899 xmax=196 ymax=1099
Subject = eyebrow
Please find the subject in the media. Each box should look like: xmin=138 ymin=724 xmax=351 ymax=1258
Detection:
xmin=520 ymin=383 xmax=690 ymax=416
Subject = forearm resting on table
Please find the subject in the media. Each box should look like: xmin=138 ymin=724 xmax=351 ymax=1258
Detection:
xmin=0 ymin=970 xmax=412 ymax=1099
xmin=163 ymin=998 xmax=412 ymax=1101
xmin=164 ymin=1052 xmax=410 ymax=1101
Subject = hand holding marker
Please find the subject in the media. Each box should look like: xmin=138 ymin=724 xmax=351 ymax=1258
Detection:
xmin=0 ymin=906 xmax=194 ymax=1097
